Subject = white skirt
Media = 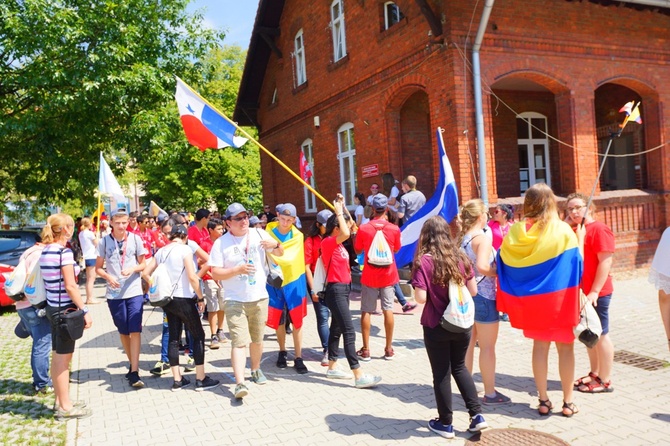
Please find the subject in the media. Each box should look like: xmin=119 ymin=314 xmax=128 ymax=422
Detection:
xmin=649 ymin=226 xmax=670 ymax=293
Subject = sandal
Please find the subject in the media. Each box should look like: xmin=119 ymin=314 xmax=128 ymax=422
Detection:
xmin=578 ymin=376 xmax=614 ymax=393
xmin=538 ymin=398 xmax=553 ymax=416
xmin=562 ymin=401 xmax=579 ymax=417
xmin=573 ymin=371 xmax=597 ymax=388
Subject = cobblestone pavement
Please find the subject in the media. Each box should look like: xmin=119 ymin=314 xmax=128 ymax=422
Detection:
xmin=65 ymin=270 xmax=669 ymax=445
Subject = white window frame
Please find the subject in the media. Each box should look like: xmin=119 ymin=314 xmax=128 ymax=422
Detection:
xmin=384 ymin=2 xmax=403 ymax=29
xmin=330 ymin=0 xmax=347 ymax=62
xmin=294 ymin=30 xmax=307 ymax=86
xmin=337 ymin=123 xmax=357 ymax=208
xmin=517 ymin=112 xmax=551 ymax=194
xmin=302 ymin=139 xmax=317 ymax=213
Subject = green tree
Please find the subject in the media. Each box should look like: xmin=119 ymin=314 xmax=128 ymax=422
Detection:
xmin=134 ymin=45 xmax=262 ymax=213
xmin=0 ymin=0 xmax=221 ymax=207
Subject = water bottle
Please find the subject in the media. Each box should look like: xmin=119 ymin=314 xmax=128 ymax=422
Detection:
xmin=247 ymin=259 xmax=256 ymax=285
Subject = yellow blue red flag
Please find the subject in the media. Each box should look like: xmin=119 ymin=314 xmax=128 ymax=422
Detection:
xmin=264 ymin=222 xmax=308 ymax=329
xmin=496 ymin=219 xmax=582 ymax=334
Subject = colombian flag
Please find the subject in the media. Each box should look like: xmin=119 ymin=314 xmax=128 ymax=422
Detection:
xmin=265 ymin=222 xmax=308 ymax=330
xmin=497 ymin=219 xmax=582 ymax=337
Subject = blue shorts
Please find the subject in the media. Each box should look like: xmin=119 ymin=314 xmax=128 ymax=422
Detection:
xmin=473 ymin=294 xmax=499 ymax=324
xmin=595 ymin=294 xmax=612 ymax=335
xmin=107 ymin=295 xmax=144 ymax=335
xmin=84 ymin=259 xmax=96 ymax=267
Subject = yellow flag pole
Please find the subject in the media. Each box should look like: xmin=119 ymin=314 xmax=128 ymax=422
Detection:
xmin=176 ymin=77 xmax=335 ymax=211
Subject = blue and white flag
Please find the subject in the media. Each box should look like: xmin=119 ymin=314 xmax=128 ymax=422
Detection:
xmin=394 ymin=127 xmax=459 ymax=267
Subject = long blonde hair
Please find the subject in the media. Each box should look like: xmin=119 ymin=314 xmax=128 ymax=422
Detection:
xmin=523 ymin=183 xmax=558 ymax=229
xmin=458 ymin=199 xmax=487 ymax=244
xmin=41 ymin=213 xmax=74 ymax=244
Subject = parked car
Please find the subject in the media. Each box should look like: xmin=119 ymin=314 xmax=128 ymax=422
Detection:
xmin=0 ymin=264 xmax=15 ymax=307
xmin=0 ymin=230 xmax=41 ymax=267
xmin=0 ymin=230 xmax=41 ymax=307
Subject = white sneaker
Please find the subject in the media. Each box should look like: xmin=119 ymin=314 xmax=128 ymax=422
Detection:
xmin=321 ymin=350 xmax=329 ymax=367
xmin=326 ymin=368 xmax=353 ymax=379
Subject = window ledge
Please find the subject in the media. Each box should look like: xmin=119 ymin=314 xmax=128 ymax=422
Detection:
xmin=327 ymin=54 xmax=349 ymax=72
xmin=293 ymin=81 xmax=308 ymax=95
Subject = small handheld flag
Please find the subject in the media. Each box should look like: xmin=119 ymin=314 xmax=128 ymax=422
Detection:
xmin=619 ymin=101 xmax=642 ymax=126
xmin=299 ymin=151 xmax=313 ymax=182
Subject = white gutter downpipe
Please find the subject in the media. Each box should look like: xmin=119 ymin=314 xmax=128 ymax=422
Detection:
xmin=472 ymin=0 xmax=495 ymax=205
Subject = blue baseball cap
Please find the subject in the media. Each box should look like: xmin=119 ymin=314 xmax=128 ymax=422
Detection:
xmin=225 ymin=203 xmax=248 ymax=219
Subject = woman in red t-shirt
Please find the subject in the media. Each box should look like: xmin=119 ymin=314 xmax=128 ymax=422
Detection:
xmin=321 ymin=197 xmax=381 ymax=389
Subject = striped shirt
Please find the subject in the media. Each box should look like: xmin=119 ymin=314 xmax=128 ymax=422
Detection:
xmin=39 ymin=244 xmax=76 ymax=307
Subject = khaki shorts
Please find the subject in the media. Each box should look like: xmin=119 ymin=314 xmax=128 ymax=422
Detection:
xmin=224 ymin=299 xmax=268 ymax=348
xmin=360 ymin=285 xmax=395 ymax=313
xmin=203 ymin=280 xmax=225 ymax=312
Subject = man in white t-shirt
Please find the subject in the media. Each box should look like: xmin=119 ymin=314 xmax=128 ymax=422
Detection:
xmin=210 ymin=203 xmax=284 ymax=399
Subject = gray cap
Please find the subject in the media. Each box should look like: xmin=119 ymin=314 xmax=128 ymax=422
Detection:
xmin=249 ymin=216 xmax=261 ymax=226
xmin=225 ymin=203 xmax=248 ymax=219
xmin=316 ymin=209 xmax=334 ymax=225
xmin=277 ymin=203 xmax=297 ymax=218
xmin=372 ymin=193 xmax=388 ymax=210
xmin=170 ymin=224 xmax=188 ymax=237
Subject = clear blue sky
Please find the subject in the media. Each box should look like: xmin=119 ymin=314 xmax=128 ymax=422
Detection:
xmin=187 ymin=0 xmax=258 ymax=49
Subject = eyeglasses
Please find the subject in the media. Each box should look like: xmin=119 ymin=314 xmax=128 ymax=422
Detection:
xmin=567 ymin=205 xmax=585 ymax=212
xmin=231 ymin=215 xmax=249 ymax=222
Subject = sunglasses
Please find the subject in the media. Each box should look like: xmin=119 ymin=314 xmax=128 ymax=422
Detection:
xmin=231 ymin=215 xmax=249 ymax=222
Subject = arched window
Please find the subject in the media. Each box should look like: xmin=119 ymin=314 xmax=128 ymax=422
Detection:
xmin=517 ymin=112 xmax=550 ymax=193
xmin=301 ymin=139 xmax=317 ymax=212
xmin=384 ymin=2 xmax=404 ymax=29
xmin=337 ymin=123 xmax=357 ymax=206
xmin=294 ymin=30 xmax=306 ymax=86
xmin=330 ymin=0 xmax=347 ymax=62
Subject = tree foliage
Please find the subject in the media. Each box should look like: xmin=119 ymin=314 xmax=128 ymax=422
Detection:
xmin=0 ymin=0 xmax=224 ymax=208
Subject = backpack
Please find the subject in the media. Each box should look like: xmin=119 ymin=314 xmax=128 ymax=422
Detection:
xmin=367 ymin=226 xmax=394 ymax=267
xmin=4 ymin=245 xmax=43 ymax=300
xmin=148 ymin=247 xmax=183 ymax=307
xmin=440 ymin=280 xmax=475 ymax=332
xmin=24 ymin=261 xmax=47 ymax=308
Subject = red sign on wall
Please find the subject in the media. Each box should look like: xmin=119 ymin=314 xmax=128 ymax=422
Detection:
xmin=361 ymin=164 xmax=379 ymax=178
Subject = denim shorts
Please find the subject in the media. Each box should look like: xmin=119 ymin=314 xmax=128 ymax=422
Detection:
xmin=594 ymin=294 xmax=612 ymax=335
xmin=473 ymin=294 xmax=499 ymax=324
xmin=84 ymin=258 xmax=96 ymax=268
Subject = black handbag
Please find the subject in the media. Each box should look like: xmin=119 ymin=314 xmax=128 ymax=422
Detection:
xmin=57 ymin=249 xmax=85 ymax=341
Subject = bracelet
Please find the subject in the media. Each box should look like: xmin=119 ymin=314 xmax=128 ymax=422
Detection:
xmin=196 ymin=298 xmax=204 ymax=303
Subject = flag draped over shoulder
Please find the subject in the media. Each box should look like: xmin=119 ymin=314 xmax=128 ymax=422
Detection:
xmin=174 ymin=77 xmax=247 ymax=151
xmin=99 ymin=152 xmax=126 ymax=202
xmin=394 ymin=128 xmax=459 ymax=267
xmin=496 ymin=219 xmax=582 ymax=332
xmin=264 ymin=222 xmax=308 ymax=329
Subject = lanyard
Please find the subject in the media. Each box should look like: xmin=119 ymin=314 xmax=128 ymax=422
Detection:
xmin=114 ymin=233 xmax=127 ymax=269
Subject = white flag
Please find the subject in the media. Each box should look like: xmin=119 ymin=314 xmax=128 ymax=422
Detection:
xmin=98 ymin=152 xmax=126 ymax=202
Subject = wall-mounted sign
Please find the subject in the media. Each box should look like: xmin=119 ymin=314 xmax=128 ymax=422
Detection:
xmin=361 ymin=164 xmax=379 ymax=178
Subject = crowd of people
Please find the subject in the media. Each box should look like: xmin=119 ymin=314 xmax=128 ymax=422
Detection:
xmin=11 ymin=179 xmax=668 ymax=437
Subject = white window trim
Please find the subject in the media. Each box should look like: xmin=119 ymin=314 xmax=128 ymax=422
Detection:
xmin=517 ymin=112 xmax=551 ymax=194
xmin=294 ymin=30 xmax=307 ymax=86
xmin=384 ymin=2 xmax=402 ymax=30
xmin=337 ymin=123 xmax=357 ymax=209
xmin=330 ymin=0 xmax=347 ymax=62
xmin=302 ymin=139 xmax=317 ymax=213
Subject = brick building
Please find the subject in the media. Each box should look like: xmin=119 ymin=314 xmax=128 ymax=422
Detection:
xmin=234 ymin=0 xmax=670 ymax=271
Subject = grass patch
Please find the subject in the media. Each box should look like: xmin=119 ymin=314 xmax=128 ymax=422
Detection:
xmin=0 ymin=310 xmax=66 ymax=446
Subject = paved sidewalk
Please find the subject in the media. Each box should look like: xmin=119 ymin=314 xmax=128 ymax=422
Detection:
xmin=67 ymin=271 xmax=669 ymax=445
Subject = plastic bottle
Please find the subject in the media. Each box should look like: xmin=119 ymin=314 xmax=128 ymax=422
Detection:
xmin=247 ymin=259 xmax=256 ymax=285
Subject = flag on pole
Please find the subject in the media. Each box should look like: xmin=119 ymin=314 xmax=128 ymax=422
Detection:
xmin=174 ymin=76 xmax=248 ymax=151
xmin=394 ymin=128 xmax=459 ymax=267
xmin=619 ymin=101 xmax=642 ymax=125
xmin=91 ymin=201 xmax=105 ymax=223
xmin=149 ymin=200 xmax=169 ymax=221
xmin=299 ymin=151 xmax=313 ymax=182
xmin=99 ymin=152 xmax=126 ymax=203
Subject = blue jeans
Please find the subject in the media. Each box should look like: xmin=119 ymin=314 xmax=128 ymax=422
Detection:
xmin=160 ymin=311 xmax=169 ymax=363
xmin=17 ymin=307 xmax=52 ymax=390
xmin=394 ymin=282 xmax=408 ymax=306
xmin=312 ymin=297 xmax=330 ymax=350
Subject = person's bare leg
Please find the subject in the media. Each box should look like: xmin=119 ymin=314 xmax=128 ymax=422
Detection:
xmin=360 ymin=312 xmax=371 ymax=350
xmin=556 ymin=342 xmax=575 ymax=404
xmin=659 ymin=290 xmax=670 ymax=351
xmin=532 ymin=340 xmax=551 ymax=402
xmin=52 ymin=353 xmax=73 ymax=411
xmin=382 ymin=310 xmax=394 ymax=351
xmin=477 ymin=322 xmax=500 ymax=396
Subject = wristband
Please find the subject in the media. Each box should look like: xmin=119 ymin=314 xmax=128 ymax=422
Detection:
xmin=196 ymin=298 xmax=204 ymax=303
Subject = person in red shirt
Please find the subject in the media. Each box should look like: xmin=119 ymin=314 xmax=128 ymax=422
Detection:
xmin=321 ymin=196 xmax=381 ymax=388
xmin=354 ymin=193 xmax=402 ymax=361
xmin=199 ymin=218 xmax=226 ymax=349
xmin=127 ymin=211 xmax=140 ymax=234
xmin=188 ymin=209 xmax=211 ymax=247
xmin=565 ymin=193 xmax=615 ymax=394
xmin=136 ymin=215 xmax=155 ymax=259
